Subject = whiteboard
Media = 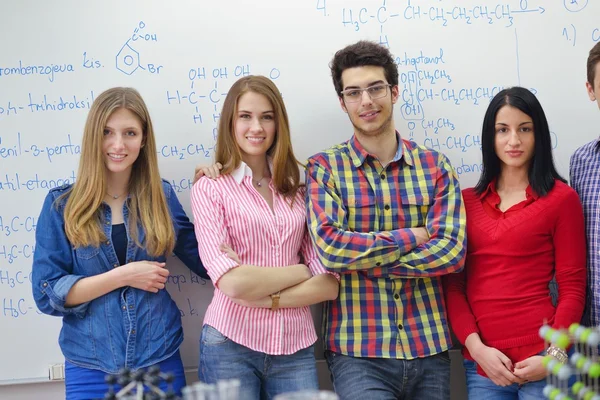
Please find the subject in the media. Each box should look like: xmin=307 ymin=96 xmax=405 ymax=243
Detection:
xmin=1 ymin=0 xmax=599 ymax=384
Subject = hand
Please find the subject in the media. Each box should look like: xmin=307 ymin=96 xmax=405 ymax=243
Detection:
xmin=470 ymin=343 xmax=522 ymax=386
xmin=230 ymin=296 xmax=271 ymax=308
xmin=193 ymin=162 xmax=223 ymax=183
xmin=513 ymin=355 xmax=546 ymax=383
xmin=120 ymin=261 xmax=169 ymax=293
xmin=411 ymin=227 xmax=430 ymax=246
xmin=220 ymin=243 xmax=241 ymax=265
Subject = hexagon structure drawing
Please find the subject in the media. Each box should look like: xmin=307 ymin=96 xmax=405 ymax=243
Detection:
xmin=116 ymin=43 xmax=140 ymax=75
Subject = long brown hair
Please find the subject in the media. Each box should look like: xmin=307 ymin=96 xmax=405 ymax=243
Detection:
xmin=215 ymin=75 xmax=301 ymax=199
xmin=63 ymin=87 xmax=175 ymax=256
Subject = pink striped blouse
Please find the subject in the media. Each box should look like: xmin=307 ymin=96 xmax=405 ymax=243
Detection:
xmin=190 ymin=162 xmax=334 ymax=355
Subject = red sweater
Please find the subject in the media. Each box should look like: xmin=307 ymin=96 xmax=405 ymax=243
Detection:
xmin=445 ymin=180 xmax=586 ymax=370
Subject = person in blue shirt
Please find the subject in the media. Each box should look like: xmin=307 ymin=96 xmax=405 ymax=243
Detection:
xmin=31 ymin=87 xmax=208 ymax=399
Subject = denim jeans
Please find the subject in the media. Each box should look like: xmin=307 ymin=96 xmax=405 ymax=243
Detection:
xmin=65 ymin=350 xmax=186 ymax=400
xmin=463 ymin=359 xmax=546 ymax=400
xmin=199 ymin=325 xmax=319 ymax=400
xmin=325 ymin=350 xmax=451 ymax=400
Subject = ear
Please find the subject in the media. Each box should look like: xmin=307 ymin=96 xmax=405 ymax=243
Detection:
xmin=391 ymin=85 xmax=399 ymax=105
xmin=587 ymin=81 xmax=597 ymax=101
xmin=339 ymin=96 xmax=348 ymax=113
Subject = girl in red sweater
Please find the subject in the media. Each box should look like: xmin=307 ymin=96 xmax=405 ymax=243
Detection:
xmin=445 ymin=86 xmax=586 ymax=399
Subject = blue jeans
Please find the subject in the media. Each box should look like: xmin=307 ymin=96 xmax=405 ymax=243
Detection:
xmin=464 ymin=359 xmax=546 ymax=400
xmin=199 ymin=325 xmax=319 ymax=400
xmin=325 ymin=350 xmax=451 ymax=400
xmin=65 ymin=350 xmax=186 ymax=400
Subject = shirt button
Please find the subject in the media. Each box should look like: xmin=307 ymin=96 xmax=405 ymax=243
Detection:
xmin=398 ymin=324 xmax=404 ymax=330
xmin=129 ymin=305 xmax=134 ymax=309
xmin=42 ymin=282 xmax=48 ymax=287
xmin=122 ymin=306 xmax=126 ymax=311
xmin=384 ymin=204 xmax=391 ymax=211
xmin=105 ymin=221 xmax=110 ymax=225
xmin=394 ymin=294 xmax=400 ymax=300
xmin=380 ymin=173 xmax=386 ymax=179
xmin=131 ymin=330 xmax=135 ymax=334
xmin=113 ymin=263 xmax=119 ymax=268
xmin=105 ymin=241 xmax=110 ymax=245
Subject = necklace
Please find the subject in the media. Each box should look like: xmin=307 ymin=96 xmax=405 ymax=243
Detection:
xmin=106 ymin=191 xmax=126 ymax=199
xmin=253 ymin=175 xmax=265 ymax=187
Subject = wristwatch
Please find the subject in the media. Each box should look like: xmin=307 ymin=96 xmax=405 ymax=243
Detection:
xmin=270 ymin=291 xmax=281 ymax=311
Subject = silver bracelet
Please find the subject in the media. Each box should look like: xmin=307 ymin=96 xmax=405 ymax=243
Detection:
xmin=546 ymin=345 xmax=568 ymax=364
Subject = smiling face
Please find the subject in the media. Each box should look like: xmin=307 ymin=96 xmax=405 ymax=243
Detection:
xmin=494 ymin=105 xmax=535 ymax=173
xmin=339 ymin=65 xmax=399 ymax=139
xmin=102 ymin=107 xmax=144 ymax=180
xmin=233 ymin=91 xmax=276 ymax=165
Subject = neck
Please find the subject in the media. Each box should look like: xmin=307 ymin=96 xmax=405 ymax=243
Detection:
xmin=496 ymin=167 xmax=529 ymax=192
xmin=244 ymin=156 xmax=270 ymax=180
xmin=356 ymin=128 xmax=398 ymax=166
xmin=106 ymin=171 xmax=131 ymax=198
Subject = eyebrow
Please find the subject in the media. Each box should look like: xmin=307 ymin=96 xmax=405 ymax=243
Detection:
xmin=343 ymin=80 xmax=386 ymax=90
xmin=104 ymin=126 xmax=141 ymax=130
xmin=495 ymin=121 xmax=533 ymax=126
xmin=237 ymin=110 xmax=274 ymax=114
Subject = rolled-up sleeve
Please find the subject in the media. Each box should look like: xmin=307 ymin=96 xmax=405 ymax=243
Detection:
xmin=164 ymin=181 xmax=209 ymax=279
xmin=190 ymin=178 xmax=239 ymax=284
xmin=31 ymin=192 xmax=88 ymax=318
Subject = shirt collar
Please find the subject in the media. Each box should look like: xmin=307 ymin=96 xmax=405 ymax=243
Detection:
xmin=231 ymin=159 xmax=273 ymax=185
xmin=480 ymin=178 xmax=540 ymax=200
xmin=348 ymin=131 xmax=408 ymax=168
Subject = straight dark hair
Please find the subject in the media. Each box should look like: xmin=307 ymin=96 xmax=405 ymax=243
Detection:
xmin=474 ymin=87 xmax=565 ymax=196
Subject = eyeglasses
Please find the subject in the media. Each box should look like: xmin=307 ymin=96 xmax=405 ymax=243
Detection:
xmin=340 ymin=84 xmax=392 ymax=103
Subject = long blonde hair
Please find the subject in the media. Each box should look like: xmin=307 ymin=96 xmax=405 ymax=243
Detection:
xmin=215 ymin=75 xmax=301 ymax=199
xmin=63 ymin=87 xmax=175 ymax=256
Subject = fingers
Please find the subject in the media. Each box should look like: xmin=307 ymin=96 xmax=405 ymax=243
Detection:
xmin=499 ymin=353 xmax=513 ymax=371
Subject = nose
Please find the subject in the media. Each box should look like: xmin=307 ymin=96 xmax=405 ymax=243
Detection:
xmin=507 ymin=130 xmax=521 ymax=147
xmin=359 ymin=89 xmax=374 ymax=106
xmin=250 ymin=117 xmax=264 ymax=132
xmin=112 ymin=133 xmax=125 ymax=150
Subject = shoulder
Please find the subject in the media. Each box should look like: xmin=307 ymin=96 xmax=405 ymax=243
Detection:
xmin=45 ymin=183 xmax=73 ymax=209
xmin=546 ymin=180 xmax=581 ymax=206
xmin=404 ymin=139 xmax=452 ymax=167
xmin=461 ymin=187 xmax=477 ymax=198
xmin=161 ymin=179 xmax=174 ymax=197
xmin=307 ymin=141 xmax=351 ymax=167
xmin=190 ymin=175 xmax=232 ymax=204
xmin=48 ymin=183 xmax=73 ymax=197
xmin=571 ymin=140 xmax=598 ymax=163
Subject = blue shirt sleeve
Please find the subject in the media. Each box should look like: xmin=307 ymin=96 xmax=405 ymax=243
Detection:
xmin=31 ymin=190 xmax=89 ymax=318
xmin=164 ymin=181 xmax=209 ymax=279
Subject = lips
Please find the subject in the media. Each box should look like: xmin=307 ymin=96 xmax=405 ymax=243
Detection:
xmin=359 ymin=109 xmax=380 ymax=121
xmin=108 ymin=153 xmax=126 ymax=161
xmin=246 ymin=137 xmax=265 ymax=144
xmin=505 ymin=151 xmax=524 ymax=157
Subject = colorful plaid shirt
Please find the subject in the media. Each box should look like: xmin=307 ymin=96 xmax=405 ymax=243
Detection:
xmin=570 ymin=139 xmax=600 ymax=327
xmin=305 ymin=133 xmax=466 ymax=359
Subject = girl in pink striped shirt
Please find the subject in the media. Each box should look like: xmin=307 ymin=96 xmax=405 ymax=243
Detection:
xmin=190 ymin=75 xmax=339 ymax=399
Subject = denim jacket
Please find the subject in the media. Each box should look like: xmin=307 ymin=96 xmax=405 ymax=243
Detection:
xmin=32 ymin=180 xmax=208 ymax=374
